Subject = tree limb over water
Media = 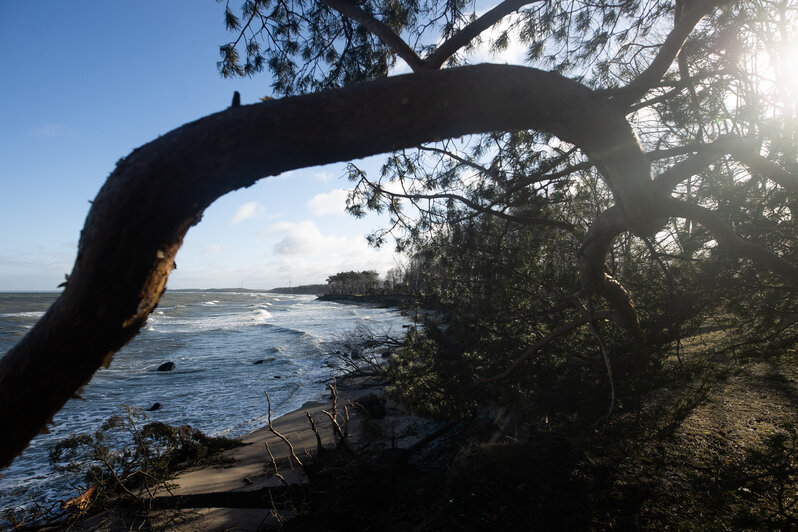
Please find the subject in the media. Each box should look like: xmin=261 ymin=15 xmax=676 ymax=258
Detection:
xmin=2 ymin=0 xmax=794 ymax=467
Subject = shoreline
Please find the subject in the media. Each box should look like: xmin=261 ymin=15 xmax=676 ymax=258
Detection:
xmin=316 ymin=293 xmax=412 ymax=308
xmin=143 ymin=371 xmax=443 ymax=531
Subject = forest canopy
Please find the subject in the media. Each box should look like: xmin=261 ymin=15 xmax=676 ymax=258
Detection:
xmin=2 ymin=0 xmax=798 ymax=480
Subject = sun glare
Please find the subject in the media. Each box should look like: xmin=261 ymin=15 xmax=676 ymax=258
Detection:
xmin=748 ymin=15 xmax=798 ymax=120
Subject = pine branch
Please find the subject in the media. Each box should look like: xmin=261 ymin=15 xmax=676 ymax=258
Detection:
xmin=612 ymin=0 xmax=730 ymax=108
xmin=665 ymin=199 xmax=798 ymax=288
xmin=317 ymin=0 xmax=424 ymax=71
xmin=424 ymin=0 xmax=540 ymax=69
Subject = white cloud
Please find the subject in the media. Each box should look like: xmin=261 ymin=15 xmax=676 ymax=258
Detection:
xmin=230 ymin=201 xmax=263 ymax=225
xmin=169 ymin=220 xmax=399 ymax=289
xmin=307 ymin=188 xmax=349 ymax=216
xmin=314 ymin=171 xmax=334 ymax=182
xmin=264 ymin=219 xmax=396 ymax=268
xmin=204 ymin=244 xmax=222 ymax=254
xmin=266 ymin=220 xmax=343 ymax=255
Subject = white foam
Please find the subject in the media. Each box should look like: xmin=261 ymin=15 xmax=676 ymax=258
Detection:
xmin=0 ymin=291 xmax=409 ymax=512
xmin=253 ymin=309 xmax=273 ymax=322
xmin=0 ymin=311 xmax=45 ymax=319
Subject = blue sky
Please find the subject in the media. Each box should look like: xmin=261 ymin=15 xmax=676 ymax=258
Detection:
xmin=0 ymin=1 xmax=406 ymax=290
xmin=0 ymin=1 xmax=523 ymax=291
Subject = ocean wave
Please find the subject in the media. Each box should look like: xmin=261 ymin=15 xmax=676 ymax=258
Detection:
xmin=0 ymin=311 xmax=46 ymax=319
xmin=0 ymin=290 xmax=408 ymax=512
xmin=263 ymin=324 xmax=306 ymax=337
xmin=253 ymin=308 xmax=273 ymax=321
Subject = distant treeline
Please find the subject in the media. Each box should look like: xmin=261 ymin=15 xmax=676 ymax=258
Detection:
xmin=268 ymin=267 xmax=418 ymax=299
xmin=267 ymin=284 xmax=327 ymax=295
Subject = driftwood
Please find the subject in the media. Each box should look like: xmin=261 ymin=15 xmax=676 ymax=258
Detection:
xmin=60 ymin=485 xmax=97 ymax=511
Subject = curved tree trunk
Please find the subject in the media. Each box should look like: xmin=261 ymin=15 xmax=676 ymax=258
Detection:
xmin=0 ymin=64 xmax=659 ymax=466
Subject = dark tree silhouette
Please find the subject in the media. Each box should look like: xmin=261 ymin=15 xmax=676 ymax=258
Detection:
xmin=2 ymin=0 xmax=797 ymax=466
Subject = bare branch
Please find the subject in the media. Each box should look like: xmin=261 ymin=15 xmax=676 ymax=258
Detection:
xmin=264 ymin=441 xmax=289 ymax=486
xmin=305 ymin=412 xmax=323 ymax=454
xmin=652 ymin=150 xmax=724 ymax=194
xmin=264 ymin=391 xmax=303 ymax=468
xmin=578 ymin=206 xmax=647 ymax=350
xmin=418 ymin=144 xmax=503 ymax=181
xmin=582 ymin=298 xmax=615 ymax=428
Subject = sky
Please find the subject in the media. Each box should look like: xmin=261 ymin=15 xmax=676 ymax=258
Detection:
xmin=0 ymin=1 xmax=524 ymax=291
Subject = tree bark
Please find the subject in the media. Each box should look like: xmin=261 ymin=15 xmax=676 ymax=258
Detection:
xmin=0 ymin=64 xmax=658 ymax=466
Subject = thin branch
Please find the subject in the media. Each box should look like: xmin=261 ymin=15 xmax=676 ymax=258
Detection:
xmin=613 ymin=0 xmax=729 ymax=108
xmin=264 ymin=441 xmax=289 ymax=486
xmin=317 ymin=0 xmax=424 ymax=71
xmin=665 ymin=199 xmax=798 ymax=288
xmin=365 ymin=178 xmax=576 ymax=231
xmin=305 ymin=412 xmax=323 ymax=455
xmin=648 ymin=135 xmax=798 ymax=193
xmin=622 ymin=69 xmax=730 ymax=113
xmin=652 ymin=150 xmax=724 ymax=194
xmin=418 ymin=144 xmax=502 ymax=181
xmin=424 ymin=0 xmax=540 ymax=69
xmin=321 ymin=409 xmax=353 ymax=453
xmin=264 ymin=391 xmax=303 ymax=468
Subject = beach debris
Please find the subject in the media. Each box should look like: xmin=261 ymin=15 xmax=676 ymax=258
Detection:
xmin=157 ymin=361 xmax=175 ymax=372
xmin=264 ymin=391 xmax=303 ymax=468
xmin=61 ymin=485 xmax=96 ymax=511
xmin=264 ymin=441 xmax=289 ymax=486
xmin=243 ymin=476 xmax=254 ymax=485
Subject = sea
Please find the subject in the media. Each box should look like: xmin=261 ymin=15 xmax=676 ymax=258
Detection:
xmin=0 ymin=290 xmax=408 ymax=515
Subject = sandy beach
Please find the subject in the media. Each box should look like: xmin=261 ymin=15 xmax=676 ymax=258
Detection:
xmin=143 ymin=374 xmax=441 ymax=531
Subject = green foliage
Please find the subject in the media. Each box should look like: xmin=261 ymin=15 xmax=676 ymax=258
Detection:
xmin=383 ymin=213 xmax=653 ymax=425
xmin=384 ymin=327 xmax=478 ymax=420
xmin=218 ymin=0 xmax=691 ymax=95
xmin=213 ymin=0 xmax=798 ymax=522
xmin=325 ymin=269 xmax=382 ymax=295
